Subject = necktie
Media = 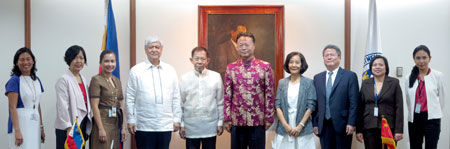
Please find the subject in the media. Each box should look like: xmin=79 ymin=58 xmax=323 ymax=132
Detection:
xmin=325 ymin=71 xmax=333 ymax=120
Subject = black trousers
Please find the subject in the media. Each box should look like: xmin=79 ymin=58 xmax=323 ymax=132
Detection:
xmin=231 ymin=126 xmax=265 ymax=149
xmin=362 ymin=128 xmax=394 ymax=149
xmin=408 ymin=112 xmax=441 ymax=149
xmin=55 ymin=117 xmax=89 ymax=149
xmin=186 ymin=136 xmax=216 ymax=149
xmin=319 ymin=119 xmax=352 ymax=149
xmin=135 ymin=131 xmax=171 ymax=149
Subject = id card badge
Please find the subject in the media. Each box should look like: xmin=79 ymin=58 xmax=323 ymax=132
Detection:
xmin=31 ymin=113 xmax=39 ymax=121
xmin=415 ymin=104 xmax=421 ymax=113
xmin=374 ymin=107 xmax=379 ymax=117
xmin=111 ymin=107 xmax=117 ymax=117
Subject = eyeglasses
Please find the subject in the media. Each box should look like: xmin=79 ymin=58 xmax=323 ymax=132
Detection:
xmin=147 ymin=45 xmax=162 ymax=49
xmin=193 ymin=57 xmax=207 ymax=62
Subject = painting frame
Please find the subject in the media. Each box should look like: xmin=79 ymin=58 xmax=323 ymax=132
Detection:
xmin=198 ymin=5 xmax=285 ymax=87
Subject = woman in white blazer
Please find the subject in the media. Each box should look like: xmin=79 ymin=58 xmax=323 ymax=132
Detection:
xmin=406 ymin=45 xmax=446 ymax=149
xmin=54 ymin=45 xmax=93 ymax=149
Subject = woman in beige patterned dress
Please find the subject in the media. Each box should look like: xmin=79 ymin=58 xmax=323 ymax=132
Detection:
xmin=89 ymin=50 xmax=126 ymax=149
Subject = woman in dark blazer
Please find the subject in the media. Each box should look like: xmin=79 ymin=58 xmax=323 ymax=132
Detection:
xmin=272 ymin=52 xmax=317 ymax=149
xmin=356 ymin=55 xmax=403 ymax=149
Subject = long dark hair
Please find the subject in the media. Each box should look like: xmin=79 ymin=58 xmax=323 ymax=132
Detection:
xmin=11 ymin=47 xmax=37 ymax=80
xmin=409 ymin=45 xmax=431 ymax=88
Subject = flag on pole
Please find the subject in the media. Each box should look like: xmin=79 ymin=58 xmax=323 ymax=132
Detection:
xmin=64 ymin=117 xmax=85 ymax=149
xmin=101 ymin=0 xmax=120 ymax=78
xmin=362 ymin=0 xmax=383 ymax=80
xmin=381 ymin=117 xmax=396 ymax=149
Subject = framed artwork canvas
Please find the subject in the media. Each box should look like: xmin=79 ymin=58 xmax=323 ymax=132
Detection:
xmin=198 ymin=5 xmax=285 ymax=86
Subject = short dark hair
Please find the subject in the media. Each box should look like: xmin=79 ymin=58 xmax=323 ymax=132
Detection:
xmin=322 ymin=44 xmax=341 ymax=56
xmin=99 ymin=50 xmax=116 ymax=63
xmin=64 ymin=45 xmax=87 ymax=66
xmin=284 ymin=51 xmax=308 ymax=74
xmin=191 ymin=46 xmax=209 ymax=58
xmin=11 ymin=47 xmax=37 ymax=80
xmin=236 ymin=32 xmax=256 ymax=43
xmin=369 ymin=55 xmax=389 ymax=76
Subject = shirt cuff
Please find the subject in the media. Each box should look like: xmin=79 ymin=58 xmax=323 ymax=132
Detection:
xmin=224 ymin=116 xmax=231 ymax=122
xmin=265 ymin=117 xmax=274 ymax=123
xmin=181 ymin=121 xmax=185 ymax=127
xmin=174 ymin=118 xmax=182 ymax=123
xmin=217 ymin=120 xmax=223 ymax=126
xmin=63 ymin=122 xmax=72 ymax=130
xmin=127 ymin=118 xmax=136 ymax=124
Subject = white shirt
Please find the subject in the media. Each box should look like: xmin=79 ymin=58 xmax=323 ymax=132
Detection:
xmin=180 ymin=69 xmax=224 ymax=138
xmin=405 ymin=68 xmax=446 ymax=122
xmin=326 ymin=67 xmax=339 ymax=86
xmin=287 ymin=81 xmax=299 ymax=114
xmin=126 ymin=60 xmax=182 ymax=131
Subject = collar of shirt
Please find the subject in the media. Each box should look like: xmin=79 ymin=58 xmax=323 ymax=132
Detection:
xmin=145 ymin=59 xmax=163 ymax=70
xmin=417 ymin=68 xmax=431 ymax=81
xmin=326 ymin=67 xmax=339 ymax=85
xmin=194 ymin=69 xmax=208 ymax=77
xmin=241 ymin=57 xmax=255 ymax=66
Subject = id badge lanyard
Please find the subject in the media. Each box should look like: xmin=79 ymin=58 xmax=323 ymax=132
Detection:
xmin=373 ymin=80 xmax=379 ymax=117
xmin=415 ymin=80 xmax=425 ymax=113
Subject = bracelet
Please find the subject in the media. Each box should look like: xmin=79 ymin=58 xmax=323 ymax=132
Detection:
xmin=40 ymin=125 xmax=44 ymax=129
xmin=300 ymin=123 xmax=305 ymax=127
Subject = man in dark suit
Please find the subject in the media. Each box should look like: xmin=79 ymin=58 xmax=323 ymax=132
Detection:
xmin=312 ymin=45 xmax=359 ymax=149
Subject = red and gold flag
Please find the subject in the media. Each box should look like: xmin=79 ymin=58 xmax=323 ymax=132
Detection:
xmin=381 ymin=117 xmax=396 ymax=149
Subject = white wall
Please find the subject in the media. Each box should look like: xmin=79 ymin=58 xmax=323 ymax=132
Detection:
xmin=0 ymin=0 xmax=25 ymax=146
xmin=351 ymin=0 xmax=450 ymax=149
xmin=1 ymin=0 xmax=448 ymax=149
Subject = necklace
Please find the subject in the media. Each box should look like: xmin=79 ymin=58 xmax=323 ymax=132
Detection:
xmin=23 ymin=76 xmax=36 ymax=109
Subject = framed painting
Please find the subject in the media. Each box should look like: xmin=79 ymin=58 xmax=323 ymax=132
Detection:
xmin=198 ymin=5 xmax=285 ymax=86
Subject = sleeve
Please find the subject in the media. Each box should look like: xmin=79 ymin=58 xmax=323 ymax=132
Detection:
xmin=356 ymin=83 xmax=366 ymax=133
xmin=5 ymin=76 xmax=20 ymax=95
xmin=89 ymin=76 xmax=101 ymax=98
xmin=306 ymin=80 xmax=317 ymax=111
xmin=180 ymin=76 xmax=186 ymax=127
xmin=347 ymin=72 xmax=360 ymax=126
xmin=223 ymin=65 xmax=233 ymax=122
xmin=404 ymin=77 xmax=412 ymax=117
xmin=274 ymin=80 xmax=282 ymax=109
xmin=55 ymin=77 xmax=73 ymax=129
xmin=117 ymin=78 xmax=124 ymax=101
xmin=126 ymin=70 xmax=137 ymax=124
xmin=264 ymin=66 xmax=275 ymax=123
xmin=312 ymin=76 xmax=319 ymax=127
xmin=171 ymin=71 xmax=182 ymax=123
xmin=37 ymin=77 xmax=44 ymax=93
xmin=438 ymin=73 xmax=446 ymax=108
xmin=216 ymin=74 xmax=224 ymax=126
xmin=394 ymin=79 xmax=404 ymax=133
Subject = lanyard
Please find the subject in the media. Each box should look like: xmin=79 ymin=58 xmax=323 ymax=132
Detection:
xmin=373 ymin=80 xmax=379 ymax=106
xmin=416 ymin=80 xmax=426 ymax=104
xmin=418 ymin=80 xmax=425 ymax=98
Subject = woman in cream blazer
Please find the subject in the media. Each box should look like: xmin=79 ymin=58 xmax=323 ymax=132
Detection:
xmin=54 ymin=45 xmax=93 ymax=149
xmin=405 ymin=45 xmax=446 ymax=149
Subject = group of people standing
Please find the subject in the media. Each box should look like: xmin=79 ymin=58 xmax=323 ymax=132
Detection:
xmin=5 ymin=32 xmax=445 ymax=149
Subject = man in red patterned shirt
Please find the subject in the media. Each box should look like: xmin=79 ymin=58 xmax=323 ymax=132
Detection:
xmin=223 ymin=32 xmax=275 ymax=149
